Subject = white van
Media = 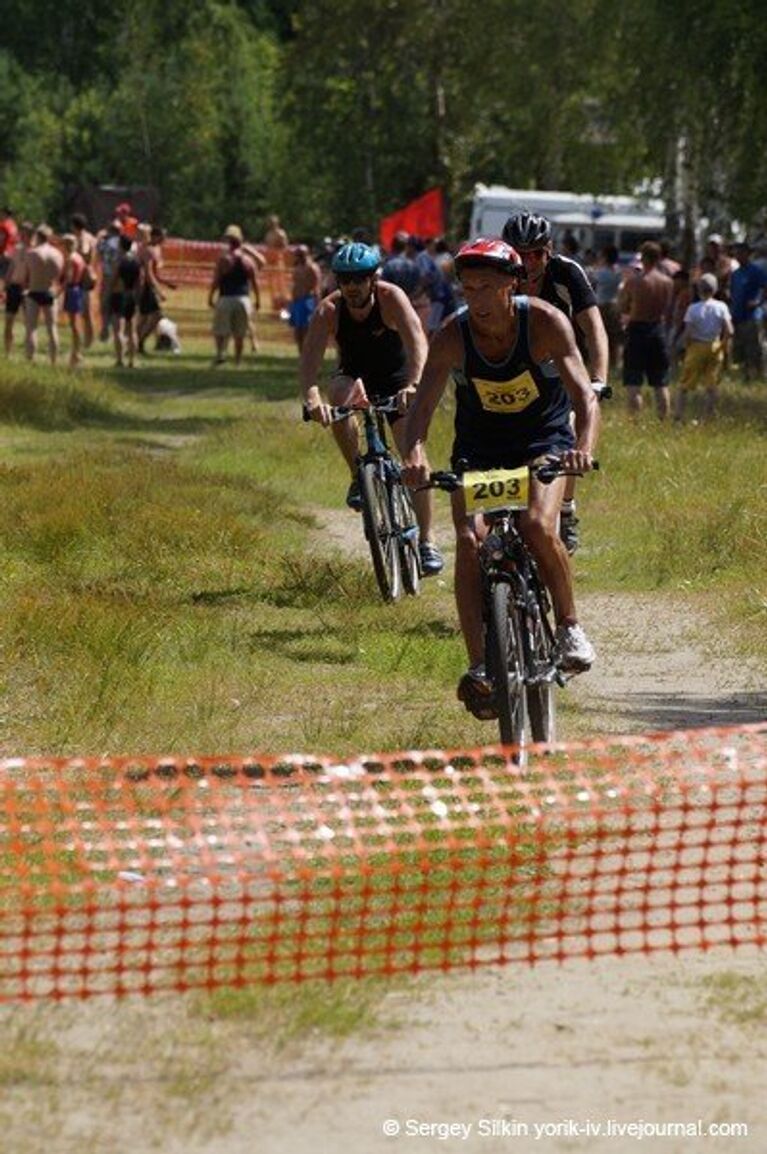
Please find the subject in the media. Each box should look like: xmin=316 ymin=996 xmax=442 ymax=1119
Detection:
xmin=469 ymin=185 xmax=666 ymax=261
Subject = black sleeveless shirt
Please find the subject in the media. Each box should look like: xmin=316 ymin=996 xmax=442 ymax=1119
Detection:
xmin=336 ymin=291 xmax=409 ymax=396
xmin=219 ymin=255 xmax=250 ymax=297
xmin=452 ymin=296 xmax=574 ymax=470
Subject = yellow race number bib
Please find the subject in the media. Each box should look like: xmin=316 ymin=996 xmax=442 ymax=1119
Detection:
xmin=474 ymin=372 xmax=539 ymax=413
xmin=463 ymin=467 xmax=530 ymax=514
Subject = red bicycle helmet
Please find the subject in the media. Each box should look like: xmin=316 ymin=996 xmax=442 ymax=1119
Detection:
xmin=453 ymin=237 xmax=524 ymax=276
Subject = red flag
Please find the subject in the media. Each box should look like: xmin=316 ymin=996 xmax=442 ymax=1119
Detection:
xmin=379 ymin=188 xmax=444 ymax=251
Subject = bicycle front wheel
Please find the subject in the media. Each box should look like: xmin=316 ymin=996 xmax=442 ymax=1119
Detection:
xmin=392 ymin=481 xmax=420 ymax=597
xmin=359 ymin=462 xmax=402 ymax=602
xmin=525 ymin=591 xmax=556 ymax=744
xmin=486 ymin=580 xmax=527 ymax=754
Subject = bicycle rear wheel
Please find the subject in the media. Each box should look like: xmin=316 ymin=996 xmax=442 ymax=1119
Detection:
xmin=486 ymin=580 xmax=527 ymax=754
xmin=359 ymin=461 xmax=402 ymax=602
xmin=525 ymin=577 xmax=557 ymax=744
xmin=392 ymin=481 xmax=420 ymax=597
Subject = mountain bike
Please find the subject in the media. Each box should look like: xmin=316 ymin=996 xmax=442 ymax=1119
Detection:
xmin=422 ymin=457 xmax=597 ymax=757
xmin=304 ymin=397 xmax=420 ymax=602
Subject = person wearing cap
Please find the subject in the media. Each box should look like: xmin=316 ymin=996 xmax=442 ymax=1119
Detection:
xmin=115 ymin=202 xmax=139 ymax=240
xmin=401 ymin=238 xmax=599 ymax=717
xmin=208 ymin=224 xmax=260 ymax=365
xmin=729 ymin=240 xmax=767 ymax=381
xmin=24 ymin=224 xmax=64 ymax=365
xmin=702 ymin=234 xmax=738 ymax=300
xmin=674 ymin=272 xmax=732 ymax=422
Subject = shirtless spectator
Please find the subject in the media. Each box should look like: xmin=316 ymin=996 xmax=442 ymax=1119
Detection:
xmin=263 ymin=214 xmax=290 ymax=311
xmin=0 ymin=206 xmax=19 ymax=281
xmin=208 ymin=224 xmax=260 ymax=365
xmin=71 ymin=213 xmax=97 ymax=348
xmin=95 ymin=220 xmax=123 ymax=340
xmin=137 ymin=226 xmax=176 ymax=355
xmin=618 ymin=241 xmax=674 ymax=418
xmin=264 ymin=214 xmax=288 ymax=251
xmin=3 ymin=220 xmax=33 ymax=356
xmin=59 ymin=233 xmax=87 ymax=367
xmin=288 ymin=245 xmax=320 ymax=350
xmin=25 ymin=224 xmax=64 ymax=365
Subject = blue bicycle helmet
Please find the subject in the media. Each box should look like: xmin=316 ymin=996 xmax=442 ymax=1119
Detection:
xmin=331 ymin=242 xmax=381 ymax=274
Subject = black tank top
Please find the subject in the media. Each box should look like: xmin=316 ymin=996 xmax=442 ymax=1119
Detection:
xmin=452 ymin=296 xmax=573 ymax=469
xmin=118 ymin=254 xmax=140 ymax=291
xmin=336 ymin=292 xmax=408 ymax=395
xmin=219 ymin=255 xmax=250 ymax=297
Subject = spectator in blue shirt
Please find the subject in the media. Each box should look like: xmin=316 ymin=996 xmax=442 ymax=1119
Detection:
xmin=730 ymin=241 xmax=767 ymax=381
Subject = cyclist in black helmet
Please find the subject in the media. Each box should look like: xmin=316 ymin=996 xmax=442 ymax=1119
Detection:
xmin=301 ymin=241 xmax=443 ymax=575
xmin=502 ymin=211 xmax=609 ymax=555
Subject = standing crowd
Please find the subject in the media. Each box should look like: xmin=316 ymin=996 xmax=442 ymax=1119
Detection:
xmin=0 ymin=202 xmax=177 ymax=368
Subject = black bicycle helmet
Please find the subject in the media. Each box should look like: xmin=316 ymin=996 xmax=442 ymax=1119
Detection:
xmin=502 ymin=211 xmax=552 ymax=251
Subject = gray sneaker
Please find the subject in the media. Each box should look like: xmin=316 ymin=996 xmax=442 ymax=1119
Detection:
xmin=559 ymin=511 xmax=580 ymax=555
xmin=554 ymin=623 xmax=595 ymax=673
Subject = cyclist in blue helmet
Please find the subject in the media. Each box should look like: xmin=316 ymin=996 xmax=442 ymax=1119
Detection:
xmin=300 ymin=240 xmax=443 ymax=575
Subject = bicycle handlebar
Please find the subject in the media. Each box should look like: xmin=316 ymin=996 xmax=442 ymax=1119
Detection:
xmin=418 ymin=456 xmax=599 ymax=492
xmin=302 ymin=397 xmax=400 ymax=423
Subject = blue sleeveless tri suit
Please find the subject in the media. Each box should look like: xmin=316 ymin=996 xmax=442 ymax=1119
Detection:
xmin=451 ymin=295 xmax=574 ymax=470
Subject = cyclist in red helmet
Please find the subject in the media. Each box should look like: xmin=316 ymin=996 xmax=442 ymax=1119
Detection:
xmin=402 ymin=237 xmax=599 ymax=718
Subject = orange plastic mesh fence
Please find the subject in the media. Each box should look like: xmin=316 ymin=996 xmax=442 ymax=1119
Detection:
xmin=1 ymin=725 xmax=765 ymax=1001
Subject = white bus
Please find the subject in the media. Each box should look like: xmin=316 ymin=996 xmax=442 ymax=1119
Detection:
xmin=469 ymin=185 xmax=666 ymax=261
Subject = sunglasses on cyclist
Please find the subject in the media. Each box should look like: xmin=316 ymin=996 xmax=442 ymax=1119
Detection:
xmin=336 ymin=271 xmax=373 ymax=285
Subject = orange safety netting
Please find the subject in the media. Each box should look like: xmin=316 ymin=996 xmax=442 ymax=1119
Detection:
xmin=1 ymin=724 xmax=766 ymax=1001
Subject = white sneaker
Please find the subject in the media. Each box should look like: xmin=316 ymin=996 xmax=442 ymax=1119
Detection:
xmin=554 ymin=622 xmax=595 ymax=672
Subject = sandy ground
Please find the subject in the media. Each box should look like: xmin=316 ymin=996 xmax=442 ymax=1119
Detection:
xmin=1 ymin=514 xmax=765 ymax=1154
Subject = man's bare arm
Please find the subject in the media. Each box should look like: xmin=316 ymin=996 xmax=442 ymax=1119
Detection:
xmin=378 ymin=282 xmax=428 ymax=389
xmin=574 ymin=304 xmax=609 ymax=383
xmin=401 ymin=320 xmax=462 ymax=476
xmin=530 ymin=303 xmax=600 ymax=459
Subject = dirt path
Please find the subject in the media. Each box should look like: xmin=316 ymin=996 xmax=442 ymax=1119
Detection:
xmin=1 ymin=512 xmax=765 ymax=1154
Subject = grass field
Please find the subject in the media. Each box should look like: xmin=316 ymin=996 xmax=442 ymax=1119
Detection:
xmin=2 ymin=318 xmax=765 ymax=759
xmin=1 ymin=319 xmax=766 ymax=1040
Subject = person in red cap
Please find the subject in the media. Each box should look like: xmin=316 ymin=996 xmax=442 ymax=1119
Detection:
xmin=402 ymin=237 xmax=600 ymax=718
xmin=115 ymin=202 xmax=139 ymax=240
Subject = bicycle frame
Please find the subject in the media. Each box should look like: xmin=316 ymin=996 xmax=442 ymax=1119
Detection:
xmin=304 ymin=400 xmax=420 ymax=602
xmin=479 ymin=510 xmax=561 ymax=697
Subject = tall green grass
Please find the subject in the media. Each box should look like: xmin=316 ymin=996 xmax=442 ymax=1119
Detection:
xmin=1 ymin=356 xmax=765 ymax=758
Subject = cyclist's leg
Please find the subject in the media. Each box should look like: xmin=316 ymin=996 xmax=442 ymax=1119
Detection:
xmin=451 ymin=487 xmax=484 ymax=667
xmin=391 ymin=417 xmax=437 ymax=548
xmin=520 ymin=473 xmax=594 ymax=670
xmin=518 ymin=474 xmax=573 ymax=623
xmin=326 ymin=373 xmax=363 ymax=474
